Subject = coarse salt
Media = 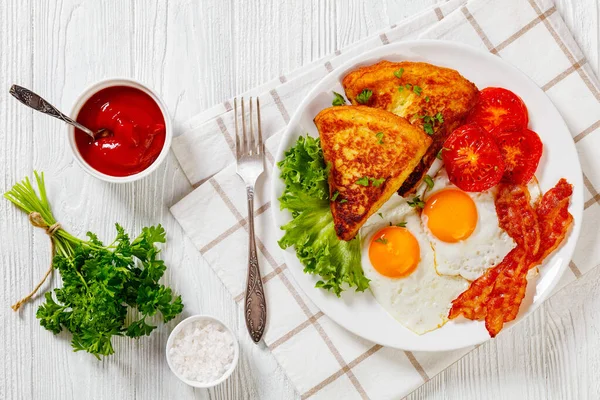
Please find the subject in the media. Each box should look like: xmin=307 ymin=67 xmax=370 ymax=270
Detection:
xmin=168 ymin=319 xmax=235 ymax=384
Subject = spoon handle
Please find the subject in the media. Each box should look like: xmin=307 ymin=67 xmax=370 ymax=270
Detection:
xmin=9 ymin=85 xmax=96 ymax=138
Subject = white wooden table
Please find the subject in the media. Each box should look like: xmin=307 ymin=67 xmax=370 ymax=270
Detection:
xmin=1 ymin=1 xmax=598 ymax=399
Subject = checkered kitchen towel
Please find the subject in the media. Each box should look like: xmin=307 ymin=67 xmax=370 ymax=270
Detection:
xmin=170 ymin=0 xmax=600 ymax=398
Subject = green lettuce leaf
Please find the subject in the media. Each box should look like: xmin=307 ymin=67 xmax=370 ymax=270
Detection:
xmin=277 ymin=135 xmax=369 ymax=297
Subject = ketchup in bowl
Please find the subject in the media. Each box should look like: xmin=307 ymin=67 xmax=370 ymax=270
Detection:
xmin=74 ymin=86 xmax=166 ymax=177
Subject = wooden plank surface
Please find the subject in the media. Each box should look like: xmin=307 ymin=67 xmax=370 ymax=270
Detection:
xmin=0 ymin=1 xmax=598 ymax=399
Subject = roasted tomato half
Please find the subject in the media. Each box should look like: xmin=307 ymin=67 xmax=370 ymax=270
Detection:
xmin=492 ymin=127 xmax=543 ymax=184
xmin=442 ymin=123 xmax=505 ymax=192
xmin=467 ymin=87 xmax=529 ymax=133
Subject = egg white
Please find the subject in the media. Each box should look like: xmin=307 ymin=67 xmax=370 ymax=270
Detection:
xmin=360 ymin=197 xmax=469 ymax=335
xmin=422 ymin=170 xmax=517 ymax=281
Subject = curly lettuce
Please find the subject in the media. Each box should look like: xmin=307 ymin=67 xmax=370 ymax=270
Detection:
xmin=277 ymin=135 xmax=369 ymax=296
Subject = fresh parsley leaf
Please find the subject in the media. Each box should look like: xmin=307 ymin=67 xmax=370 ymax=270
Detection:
xmin=407 ymin=196 xmax=425 ymax=209
xmin=126 ymin=318 xmax=157 ymax=338
xmin=393 ymin=68 xmax=404 ymax=78
xmin=356 ymin=177 xmax=370 ymax=186
xmin=436 ymin=112 xmax=444 ymax=123
xmin=356 ymin=89 xmax=373 ymax=104
xmin=396 ymin=221 xmax=407 ymax=227
xmin=375 ymin=132 xmax=384 ymax=145
xmin=424 ymin=175 xmax=434 ymax=189
xmin=332 ymin=91 xmax=346 ymax=106
xmin=331 ymin=191 xmax=340 ymax=201
xmin=371 ymin=177 xmax=385 ymax=187
xmin=375 ymin=237 xmax=388 ymax=244
xmin=413 ymin=85 xmax=423 ymax=96
xmin=339 ymin=199 xmax=348 ymax=204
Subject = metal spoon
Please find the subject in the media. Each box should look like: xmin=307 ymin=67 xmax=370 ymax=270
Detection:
xmin=9 ymin=84 xmax=112 ymax=141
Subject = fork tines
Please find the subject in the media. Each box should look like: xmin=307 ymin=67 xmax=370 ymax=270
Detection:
xmin=234 ymin=97 xmax=263 ymax=160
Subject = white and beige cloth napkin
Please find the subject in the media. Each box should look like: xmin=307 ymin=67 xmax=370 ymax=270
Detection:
xmin=170 ymin=0 xmax=600 ymax=398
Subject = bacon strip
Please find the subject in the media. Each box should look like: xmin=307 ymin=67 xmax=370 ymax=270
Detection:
xmin=449 ymin=179 xmax=573 ymax=338
xmin=534 ymin=179 xmax=573 ymax=263
xmin=484 ymin=248 xmax=528 ymax=337
xmin=449 ymin=248 xmax=519 ymax=320
xmin=495 ymin=183 xmax=540 ymax=256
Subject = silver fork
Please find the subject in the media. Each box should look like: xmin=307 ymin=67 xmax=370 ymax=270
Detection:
xmin=234 ymin=97 xmax=267 ymax=343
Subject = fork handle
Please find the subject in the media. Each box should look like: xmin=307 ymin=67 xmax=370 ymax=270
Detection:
xmin=244 ymin=186 xmax=267 ymax=343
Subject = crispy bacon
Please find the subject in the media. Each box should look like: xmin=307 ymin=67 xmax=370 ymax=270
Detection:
xmin=448 ymin=179 xmax=573 ymax=338
xmin=449 ymin=248 xmax=519 ymax=320
xmin=534 ymin=179 xmax=573 ymax=263
xmin=495 ymin=183 xmax=540 ymax=256
xmin=484 ymin=248 xmax=528 ymax=337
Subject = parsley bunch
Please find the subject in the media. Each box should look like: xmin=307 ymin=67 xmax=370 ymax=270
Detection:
xmin=5 ymin=172 xmax=183 ymax=358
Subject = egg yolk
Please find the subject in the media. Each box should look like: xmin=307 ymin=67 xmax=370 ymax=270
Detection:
xmin=423 ymin=189 xmax=478 ymax=243
xmin=368 ymin=227 xmax=420 ymax=278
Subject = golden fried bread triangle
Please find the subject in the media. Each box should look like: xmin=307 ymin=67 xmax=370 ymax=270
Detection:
xmin=314 ymin=105 xmax=432 ymax=241
xmin=342 ymin=61 xmax=479 ymax=195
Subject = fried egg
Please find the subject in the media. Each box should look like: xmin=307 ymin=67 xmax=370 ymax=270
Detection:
xmin=360 ymin=196 xmax=468 ymax=334
xmin=421 ymin=170 xmax=516 ymax=281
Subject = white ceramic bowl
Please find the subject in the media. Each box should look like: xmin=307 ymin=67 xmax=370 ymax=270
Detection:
xmin=165 ymin=315 xmax=240 ymax=388
xmin=67 ymin=78 xmax=172 ymax=183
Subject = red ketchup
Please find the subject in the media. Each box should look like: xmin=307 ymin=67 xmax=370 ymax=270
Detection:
xmin=75 ymin=86 xmax=166 ymax=177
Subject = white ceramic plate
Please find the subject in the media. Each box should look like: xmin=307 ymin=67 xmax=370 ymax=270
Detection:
xmin=271 ymin=40 xmax=583 ymax=351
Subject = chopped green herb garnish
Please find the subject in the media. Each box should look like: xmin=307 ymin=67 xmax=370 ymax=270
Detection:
xmin=378 ymin=213 xmax=383 ymax=219
xmin=356 ymin=176 xmax=385 ymax=187
xmin=331 ymin=191 xmax=340 ymax=201
xmin=339 ymin=199 xmax=348 ymax=204
xmin=371 ymin=177 xmax=385 ymax=187
xmin=356 ymin=177 xmax=370 ymax=186
xmin=413 ymin=85 xmax=423 ymax=96
xmin=332 ymin=91 xmax=346 ymax=106
xmin=356 ymin=89 xmax=373 ymax=104
xmin=375 ymin=132 xmax=384 ymax=145
xmin=405 ymin=83 xmax=413 ymax=90
xmin=375 ymin=237 xmax=388 ymax=244
xmin=424 ymin=175 xmax=434 ymax=189
xmin=423 ymin=123 xmax=434 ymax=135
xmin=418 ymin=112 xmax=444 ymax=135
xmin=396 ymin=221 xmax=407 ymax=227
xmin=425 ymin=96 xmax=430 ymax=102
xmin=398 ymin=86 xmax=405 ymax=92
xmin=394 ymin=68 xmax=404 ymax=79
xmin=407 ymin=196 xmax=425 ymax=209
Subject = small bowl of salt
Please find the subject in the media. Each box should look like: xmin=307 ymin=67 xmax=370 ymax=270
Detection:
xmin=166 ymin=315 xmax=239 ymax=388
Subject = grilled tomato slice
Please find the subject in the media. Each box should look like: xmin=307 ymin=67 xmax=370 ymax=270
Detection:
xmin=492 ymin=127 xmax=543 ymax=184
xmin=467 ymin=87 xmax=529 ymax=133
xmin=442 ymin=124 xmax=505 ymax=192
